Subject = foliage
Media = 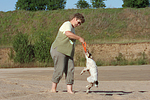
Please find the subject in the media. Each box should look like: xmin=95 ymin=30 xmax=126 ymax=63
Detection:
xmin=75 ymin=0 xmax=91 ymax=9
xmin=47 ymin=0 xmax=66 ymax=10
xmin=12 ymin=33 xmax=34 ymax=63
xmin=12 ymin=32 xmax=53 ymax=64
xmin=115 ymin=53 xmax=126 ymax=62
xmin=15 ymin=0 xmax=66 ymax=11
xmin=13 ymin=33 xmax=28 ymax=52
xmin=110 ymin=53 xmax=128 ymax=65
xmin=75 ymin=0 xmax=106 ymax=9
xmin=91 ymin=0 xmax=106 ymax=8
xmin=34 ymin=33 xmax=53 ymax=63
xmin=136 ymin=52 xmax=148 ymax=65
xmin=0 ymin=33 xmax=12 ymax=45
xmin=8 ymin=48 xmax=15 ymax=60
xmin=96 ymin=60 xmax=104 ymax=66
xmin=122 ymin=0 xmax=149 ymax=8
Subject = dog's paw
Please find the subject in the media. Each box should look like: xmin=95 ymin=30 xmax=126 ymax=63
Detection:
xmin=86 ymin=89 xmax=90 ymax=94
xmin=95 ymin=85 xmax=98 ymax=88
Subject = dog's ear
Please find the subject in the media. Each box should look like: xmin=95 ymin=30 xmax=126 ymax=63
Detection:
xmin=89 ymin=53 xmax=92 ymax=57
xmin=88 ymin=53 xmax=92 ymax=58
xmin=86 ymin=49 xmax=93 ymax=58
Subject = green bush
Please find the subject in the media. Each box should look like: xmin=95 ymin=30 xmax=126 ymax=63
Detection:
xmin=109 ymin=53 xmax=128 ymax=66
xmin=34 ymin=33 xmax=53 ymax=63
xmin=136 ymin=52 xmax=148 ymax=65
xmin=96 ymin=60 xmax=104 ymax=66
xmin=8 ymin=48 xmax=15 ymax=60
xmin=13 ymin=33 xmax=34 ymax=63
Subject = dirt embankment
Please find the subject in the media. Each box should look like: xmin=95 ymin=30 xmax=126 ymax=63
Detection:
xmin=0 ymin=48 xmax=14 ymax=67
xmin=1 ymin=42 xmax=150 ymax=67
xmin=75 ymin=42 xmax=150 ymax=62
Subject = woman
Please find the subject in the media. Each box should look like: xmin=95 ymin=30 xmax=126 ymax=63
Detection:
xmin=50 ymin=13 xmax=85 ymax=94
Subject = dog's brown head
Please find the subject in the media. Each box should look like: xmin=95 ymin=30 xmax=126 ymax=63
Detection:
xmin=85 ymin=49 xmax=92 ymax=59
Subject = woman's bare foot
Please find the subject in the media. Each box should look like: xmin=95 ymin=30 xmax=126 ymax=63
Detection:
xmin=50 ymin=90 xmax=57 ymax=93
xmin=46 ymin=89 xmax=57 ymax=93
xmin=67 ymin=91 xmax=75 ymax=94
xmin=67 ymin=84 xmax=74 ymax=94
xmin=50 ymin=82 xmax=58 ymax=93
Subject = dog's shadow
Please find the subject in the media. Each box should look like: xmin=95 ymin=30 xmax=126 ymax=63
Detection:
xmin=83 ymin=90 xmax=147 ymax=96
xmin=62 ymin=90 xmax=147 ymax=96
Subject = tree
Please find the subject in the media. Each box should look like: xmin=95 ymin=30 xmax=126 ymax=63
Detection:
xmin=15 ymin=0 xmax=66 ymax=11
xmin=47 ymin=0 xmax=66 ymax=10
xmin=91 ymin=0 xmax=106 ymax=8
xmin=122 ymin=0 xmax=149 ymax=8
xmin=75 ymin=0 xmax=91 ymax=9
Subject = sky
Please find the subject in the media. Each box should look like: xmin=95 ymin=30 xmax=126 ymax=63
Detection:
xmin=0 ymin=0 xmax=123 ymax=12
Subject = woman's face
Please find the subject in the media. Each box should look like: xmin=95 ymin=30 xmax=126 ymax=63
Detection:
xmin=73 ymin=18 xmax=82 ymax=28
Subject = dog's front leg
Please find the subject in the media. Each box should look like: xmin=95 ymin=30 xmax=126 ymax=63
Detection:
xmin=80 ymin=67 xmax=89 ymax=75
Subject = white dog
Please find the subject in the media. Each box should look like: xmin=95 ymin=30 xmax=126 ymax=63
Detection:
xmin=80 ymin=50 xmax=98 ymax=94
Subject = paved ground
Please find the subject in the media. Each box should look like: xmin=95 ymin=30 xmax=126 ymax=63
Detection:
xmin=0 ymin=65 xmax=150 ymax=100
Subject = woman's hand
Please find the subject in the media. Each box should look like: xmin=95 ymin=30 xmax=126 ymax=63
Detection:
xmin=79 ymin=37 xmax=85 ymax=44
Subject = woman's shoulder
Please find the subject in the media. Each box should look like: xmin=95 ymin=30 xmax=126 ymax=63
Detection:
xmin=59 ymin=21 xmax=72 ymax=32
xmin=63 ymin=21 xmax=71 ymax=25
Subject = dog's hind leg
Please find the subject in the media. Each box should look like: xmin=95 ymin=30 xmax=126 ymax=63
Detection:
xmin=86 ymin=83 xmax=93 ymax=94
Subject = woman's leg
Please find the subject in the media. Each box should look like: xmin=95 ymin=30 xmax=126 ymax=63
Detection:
xmin=50 ymin=47 xmax=66 ymax=92
xmin=64 ymin=57 xmax=75 ymax=94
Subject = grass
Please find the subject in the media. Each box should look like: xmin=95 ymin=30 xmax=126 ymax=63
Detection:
xmin=1 ymin=8 xmax=150 ymax=46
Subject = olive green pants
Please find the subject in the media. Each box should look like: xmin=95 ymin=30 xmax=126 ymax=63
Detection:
xmin=50 ymin=47 xmax=74 ymax=85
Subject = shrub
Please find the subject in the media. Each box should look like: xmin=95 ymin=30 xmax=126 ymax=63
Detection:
xmin=13 ymin=33 xmax=34 ymax=63
xmin=136 ymin=52 xmax=148 ymax=65
xmin=34 ymin=33 xmax=53 ymax=63
xmin=96 ymin=60 xmax=104 ymax=66
xmin=110 ymin=53 xmax=128 ymax=66
xmin=8 ymin=48 xmax=15 ymax=60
